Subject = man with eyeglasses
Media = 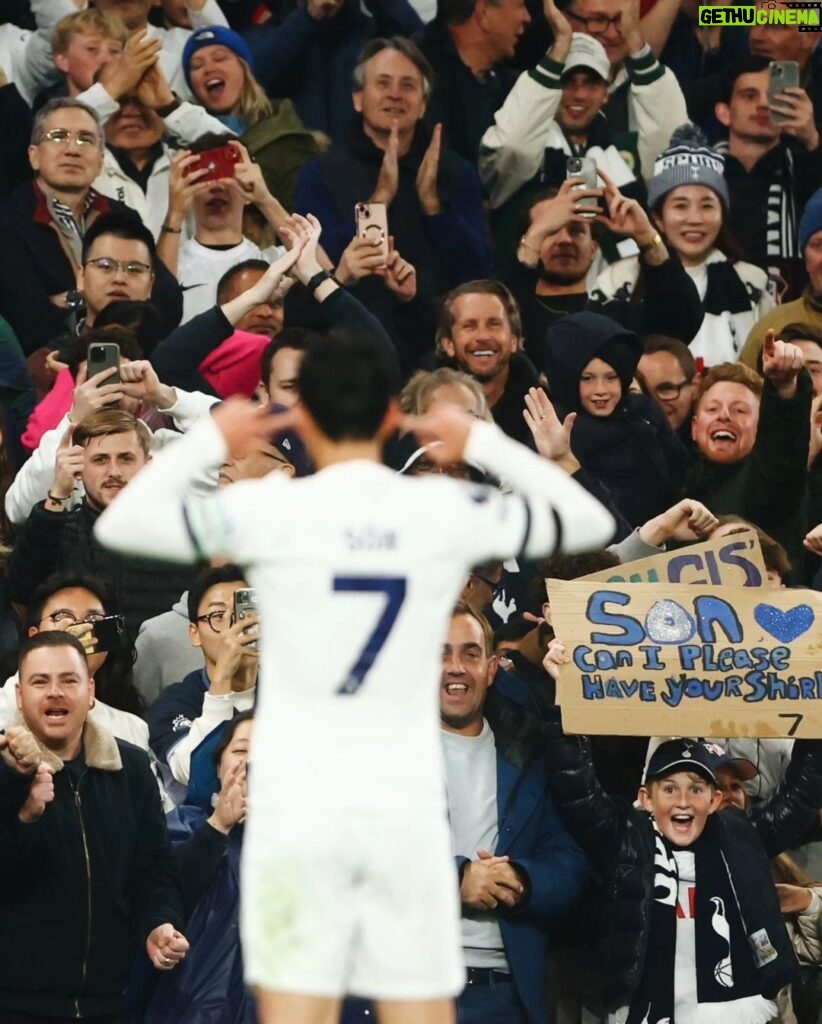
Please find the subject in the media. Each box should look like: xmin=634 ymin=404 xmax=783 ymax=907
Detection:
xmin=148 ymin=565 xmax=258 ymax=788
xmin=478 ymin=0 xmax=687 ymax=212
xmin=638 ymin=335 xmax=699 ymax=442
xmin=0 ymin=97 xmax=182 ymax=358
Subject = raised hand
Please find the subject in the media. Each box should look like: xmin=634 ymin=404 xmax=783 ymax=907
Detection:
xmin=0 ymin=726 xmax=42 ymax=776
xmin=135 ymin=61 xmax=175 ymax=111
xmin=120 ymin=360 xmax=176 ymax=410
xmin=544 ymin=0 xmax=572 ymax=61
xmin=209 ymin=760 xmax=248 ymax=833
xmin=370 ymin=122 xmax=399 ymax=206
xmin=335 ymin=235 xmax=386 ymax=286
xmin=52 ymin=425 xmax=84 ymax=502
xmin=98 ymin=31 xmax=161 ymax=101
xmin=375 ymin=239 xmax=417 ymax=301
xmin=416 ymin=123 xmax=443 ymax=216
xmin=212 ymin=399 xmax=297 ymax=460
xmin=762 ymin=328 xmax=804 ymax=399
xmin=771 ymin=87 xmax=819 ymax=151
xmin=278 ymin=213 xmax=324 ymax=285
xmin=595 ymin=166 xmax=657 ymax=246
xmin=542 ymin=637 xmax=569 ymax=682
xmin=519 ymin=178 xmax=603 ymax=263
xmin=164 ymin=150 xmax=211 ymax=230
xmin=70 ymin=364 xmax=126 ymax=424
xmin=523 ymin=387 xmax=577 ymax=463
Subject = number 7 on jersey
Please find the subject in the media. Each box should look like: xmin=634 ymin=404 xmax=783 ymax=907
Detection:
xmin=334 ymin=576 xmax=407 ymax=694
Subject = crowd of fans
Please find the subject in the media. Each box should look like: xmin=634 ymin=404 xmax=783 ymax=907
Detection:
xmin=1 ymin=0 xmax=822 ymax=1022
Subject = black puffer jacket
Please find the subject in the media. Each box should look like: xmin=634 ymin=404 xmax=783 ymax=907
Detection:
xmin=543 ymin=723 xmax=822 ymax=1011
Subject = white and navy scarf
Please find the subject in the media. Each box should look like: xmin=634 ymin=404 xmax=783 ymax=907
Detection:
xmin=626 ymin=819 xmax=775 ymax=1024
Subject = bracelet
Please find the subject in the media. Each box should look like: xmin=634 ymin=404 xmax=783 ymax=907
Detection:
xmin=160 ymin=223 xmax=182 ymax=235
xmin=155 ymin=96 xmax=181 ymax=118
xmin=306 ymin=269 xmax=332 ymax=292
xmin=638 ymin=232 xmax=663 ymax=252
xmin=46 ymin=491 xmax=70 ymax=506
xmin=519 ymin=235 xmax=541 ymax=257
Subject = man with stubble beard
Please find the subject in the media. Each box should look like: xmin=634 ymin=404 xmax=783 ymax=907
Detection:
xmin=505 ymin=174 xmax=702 ymax=369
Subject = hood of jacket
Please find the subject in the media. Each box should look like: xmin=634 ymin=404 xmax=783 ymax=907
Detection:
xmin=543 ymin=311 xmax=643 ymax=411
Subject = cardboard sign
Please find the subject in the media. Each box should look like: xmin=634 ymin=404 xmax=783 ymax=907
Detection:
xmin=577 ymin=530 xmax=767 ymax=588
xmin=548 ymin=580 xmax=822 ymax=738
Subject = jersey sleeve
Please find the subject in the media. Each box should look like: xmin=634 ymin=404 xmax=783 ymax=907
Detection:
xmin=447 ymin=420 xmax=616 ymax=563
xmin=95 ymin=417 xmax=288 ymax=564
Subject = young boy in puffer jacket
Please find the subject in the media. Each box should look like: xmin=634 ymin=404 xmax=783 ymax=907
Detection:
xmin=542 ymin=727 xmax=822 ymax=1024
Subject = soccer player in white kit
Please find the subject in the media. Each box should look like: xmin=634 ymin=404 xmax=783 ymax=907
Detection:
xmin=95 ymin=333 xmax=615 ymax=1024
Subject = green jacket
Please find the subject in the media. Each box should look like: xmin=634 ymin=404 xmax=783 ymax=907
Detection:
xmin=242 ymin=101 xmax=321 ymax=211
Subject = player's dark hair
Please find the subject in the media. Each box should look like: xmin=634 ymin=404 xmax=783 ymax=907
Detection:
xmin=211 ymin=709 xmax=255 ymax=769
xmin=82 ymin=210 xmax=157 ymax=265
xmin=216 ymin=259 xmax=271 ymax=305
xmin=298 ymin=332 xmax=395 ymax=442
xmin=188 ymin=564 xmax=247 ymax=624
xmin=18 ymin=630 xmax=89 ymax=676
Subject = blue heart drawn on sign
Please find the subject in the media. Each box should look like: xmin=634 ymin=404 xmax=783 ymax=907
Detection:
xmin=753 ymin=603 xmax=815 ymax=644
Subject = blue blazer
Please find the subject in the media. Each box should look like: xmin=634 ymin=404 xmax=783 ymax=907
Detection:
xmin=454 ymin=721 xmax=588 ymax=1024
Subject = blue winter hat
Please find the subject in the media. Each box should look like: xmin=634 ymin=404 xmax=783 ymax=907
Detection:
xmin=799 ymin=187 xmax=822 ymax=254
xmin=182 ymin=26 xmax=255 ymax=91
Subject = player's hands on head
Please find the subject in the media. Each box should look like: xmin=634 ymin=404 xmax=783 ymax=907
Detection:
xmin=400 ymin=405 xmax=476 ymax=465
xmin=213 ymin=400 xmax=296 ymax=459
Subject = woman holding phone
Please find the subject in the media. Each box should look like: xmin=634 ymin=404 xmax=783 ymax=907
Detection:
xmin=182 ymin=26 xmax=320 ymax=210
xmin=593 ymin=125 xmax=773 ymax=367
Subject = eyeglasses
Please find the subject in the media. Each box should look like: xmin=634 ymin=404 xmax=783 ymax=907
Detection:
xmin=413 ymin=458 xmax=472 ymax=480
xmin=654 ymin=379 xmax=693 ymax=401
xmin=40 ymin=128 xmax=100 ymax=148
xmin=43 ymin=610 xmax=106 ymax=627
xmin=84 ymin=257 xmax=152 ymax=277
xmin=196 ymin=610 xmax=228 ymax=634
xmin=471 ymin=571 xmax=503 ymax=598
xmin=566 ymin=9 xmax=621 ymax=32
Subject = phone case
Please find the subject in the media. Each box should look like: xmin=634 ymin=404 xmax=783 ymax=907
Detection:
xmin=183 ymin=145 xmax=241 ymax=182
xmin=769 ymin=61 xmax=800 ymax=123
xmin=565 ymin=157 xmax=598 ymax=217
xmin=354 ymin=203 xmax=389 ymax=262
xmin=88 ymin=343 xmax=121 ymax=385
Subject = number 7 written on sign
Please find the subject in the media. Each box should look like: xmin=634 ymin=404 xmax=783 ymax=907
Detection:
xmin=334 ymin=576 xmax=407 ymax=694
xmin=778 ymin=713 xmax=804 ymax=737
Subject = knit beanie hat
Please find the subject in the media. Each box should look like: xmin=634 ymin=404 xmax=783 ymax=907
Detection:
xmin=646 ymin=124 xmax=729 ymax=211
xmin=799 ymin=187 xmax=822 ymax=253
xmin=183 ymin=26 xmax=255 ymax=91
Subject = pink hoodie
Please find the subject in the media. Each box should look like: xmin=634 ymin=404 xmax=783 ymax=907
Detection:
xmin=199 ymin=329 xmax=270 ymax=400
xmin=22 ymin=368 xmax=75 ymax=452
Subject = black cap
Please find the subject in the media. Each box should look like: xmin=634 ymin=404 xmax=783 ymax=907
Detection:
xmin=644 ymin=739 xmax=758 ymax=786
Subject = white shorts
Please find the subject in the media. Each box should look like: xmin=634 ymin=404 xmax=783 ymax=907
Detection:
xmin=241 ymin=811 xmax=465 ymax=1001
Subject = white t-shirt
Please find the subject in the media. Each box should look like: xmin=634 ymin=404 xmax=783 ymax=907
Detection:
xmin=442 ymin=720 xmax=509 ymax=970
xmin=177 ymin=237 xmax=286 ymax=323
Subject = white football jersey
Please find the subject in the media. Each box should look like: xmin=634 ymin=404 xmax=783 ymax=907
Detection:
xmin=96 ymin=417 xmax=614 ymax=829
xmin=183 ymin=460 xmax=537 ymax=822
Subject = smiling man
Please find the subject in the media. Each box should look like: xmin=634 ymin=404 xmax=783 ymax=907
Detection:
xmin=437 ymin=279 xmax=538 ymax=446
xmin=0 ymin=630 xmax=188 ymax=1021
xmin=6 ymin=409 xmax=194 ymax=637
xmin=439 ymin=602 xmax=586 ymax=1024
xmin=686 ymin=332 xmax=812 ymax=579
